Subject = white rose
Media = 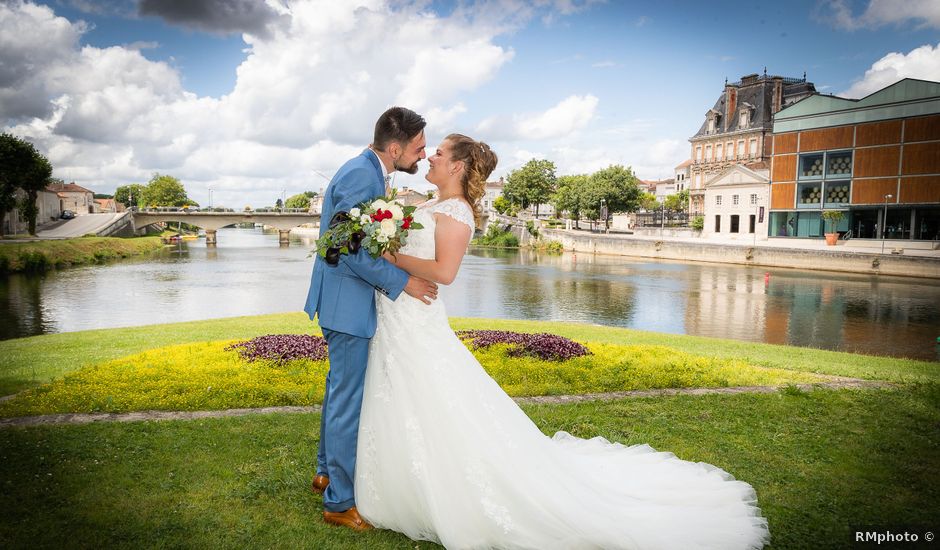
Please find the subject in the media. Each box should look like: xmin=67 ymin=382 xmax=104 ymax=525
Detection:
xmin=376 ymin=233 xmax=389 ymax=243
xmin=349 ymin=207 xmax=361 ymax=218
xmin=380 ymin=218 xmax=396 ymax=237
xmin=360 ymin=214 xmax=371 ymax=225
xmin=387 ymin=203 xmax=404 ymax=221
xmin=371 ymin=199 xmax=388 ymax=211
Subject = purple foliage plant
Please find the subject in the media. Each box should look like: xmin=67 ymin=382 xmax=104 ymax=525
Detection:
xmin=225 ymin=334 xmax=328 ymax=364
xmin=456 ymin=330 xmax=591 ymax=361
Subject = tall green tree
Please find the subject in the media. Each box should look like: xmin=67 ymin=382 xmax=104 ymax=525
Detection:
xmin=285 ymin=193 xmax=310 ymax=210
xmin=0 ymin=133 xmax=52 ymax=235
xmin=577 ymin=165 xmax=642 ymax=230
xmin=115 ymin=184 xmax=146 ymax=208
xmin=664 ymin=189 xmax=690 ymax=213
xmin=503 ymin=159 xmax=557 ymax=217
xmin=140 ymin=174 xmax=195 ymax=208
xmin=551 ymin=174 xmax=588 ymax=228
xmin=639 ymin=192 xmax=659 ymax=212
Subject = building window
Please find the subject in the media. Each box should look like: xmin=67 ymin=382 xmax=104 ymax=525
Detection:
xmin=750 ymin=193 xmax=758 ymax=205
xmin=715 ymin=215 xmax=721 ymax=232
xmin=716 ymin=195 xmax=722 ymax=206
xmin=740 ymin=111 xmax=750 ymax=128
xmin=797 ymin=182 xmax=822 ymax=208
xmin=749 ymin=138 xmax=758 ymax=156
xmin=799 ymin=151 xmax=852 ymax=179
xmin=726 ymin=142 xmax=733 ymax=159
xmin=696 ymin=146 xmax=702 ymax=161
xmin=824 ymin=181 xmax=851 ymax=207
xmin=730 ymin=214 xmax=740 ymax=233
xmin=733 ymin=195 xmax=739 ymax=205
xmin=716 ymin=144 xmax=723 ymax=160
xmin=737 ymin=140 xmax=745 ymax=157
xmin=705 ymin=145 xmax=712 ymax=160
xmin=749 ymin=214 xmax=756 ymax=233
xmin=707 ymin=118 xmax=715 ymax=134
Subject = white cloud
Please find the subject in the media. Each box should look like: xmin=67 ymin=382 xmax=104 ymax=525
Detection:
xmin=3 ymin=0 xmax=584 ymax=207
xmin=816 ymin=0 xmax=940 ymax=30
xmin=634 ymin=15 xmax=650 ymax=27
xmin=476 ymin=95 xmax=599 ymax=141
xmin=841 ymin=42 xmax=940 ymax=98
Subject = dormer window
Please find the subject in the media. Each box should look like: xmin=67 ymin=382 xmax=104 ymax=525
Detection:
xmin=738 ymin=102 xmax=754 ymax=129
xmin=705 ymin=109 xmax=721 ymax=134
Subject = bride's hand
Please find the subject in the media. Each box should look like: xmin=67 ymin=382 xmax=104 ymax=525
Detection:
xmin=382 ymin=251 xmax=396 ymax=263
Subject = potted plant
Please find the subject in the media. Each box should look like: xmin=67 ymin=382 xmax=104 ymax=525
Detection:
xmin=821 ymin=210 xmax=845 ymax=246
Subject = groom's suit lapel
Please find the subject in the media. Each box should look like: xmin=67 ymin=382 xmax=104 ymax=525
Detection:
xmin=361 ymin=148 xmax=385 ymax=197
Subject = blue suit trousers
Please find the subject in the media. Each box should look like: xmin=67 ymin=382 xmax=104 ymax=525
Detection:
xmin=317 ymin=328 xmax=371 ymax=512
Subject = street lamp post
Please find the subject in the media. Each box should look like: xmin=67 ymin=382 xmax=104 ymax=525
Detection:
xmin=881 ymin=193 xmax=893 ymax=254
xmin=753 ymin=195 xmax=760 ymax=247
xmin=208 ymin=187 xmax=213 ymax=210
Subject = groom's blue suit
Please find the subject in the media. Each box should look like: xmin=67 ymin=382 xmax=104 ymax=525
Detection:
xmin=304 ymin=149 xmax=410 ymax=512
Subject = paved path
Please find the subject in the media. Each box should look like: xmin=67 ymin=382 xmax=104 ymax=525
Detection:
xmin=35 ymin=213 xmax=125 ymax=238
xmin=0 ymin=378 xmax=893 ymax=429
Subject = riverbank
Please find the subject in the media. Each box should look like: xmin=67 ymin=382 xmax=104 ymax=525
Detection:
xmin=541 ymin=227 xmax=940 ymax=278
xmin=0 ymin=236 xmax=167 ymax=274
xmin=0 ymin=313 xmax=936 ymax=548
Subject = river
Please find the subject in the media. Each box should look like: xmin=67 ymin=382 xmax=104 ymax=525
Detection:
xmin=1 ymin=227 xmax=938 ymax=361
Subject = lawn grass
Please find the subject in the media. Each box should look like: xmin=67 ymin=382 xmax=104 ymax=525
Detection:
xmin=0 ymin=313 xmax=935 ymax=397
xmin=0 ymin=385 xmax=937 ymax=549
xmin=0 ymin=236 xmax=166 ymax=274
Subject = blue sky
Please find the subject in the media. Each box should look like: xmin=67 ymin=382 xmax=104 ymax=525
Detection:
xmin=2 ymin=0 xmax=938 ymax=207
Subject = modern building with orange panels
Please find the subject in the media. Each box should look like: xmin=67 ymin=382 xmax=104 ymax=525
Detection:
xmin=768 ymin=78 xmax=940 ymax=241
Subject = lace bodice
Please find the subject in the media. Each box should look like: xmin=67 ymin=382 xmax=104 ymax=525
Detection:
xmin=398 ymin=198 xmax=475 ymax=260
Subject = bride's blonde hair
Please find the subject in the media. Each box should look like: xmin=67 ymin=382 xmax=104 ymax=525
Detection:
xmin=445 ymin=133 xmax=498 ymax=227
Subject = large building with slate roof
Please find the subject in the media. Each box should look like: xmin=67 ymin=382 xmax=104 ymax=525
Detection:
xmin=688 ymin=72 xmax=816 ymax=218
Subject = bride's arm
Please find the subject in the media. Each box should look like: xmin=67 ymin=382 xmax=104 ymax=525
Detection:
xmin=384 ymin=214 xmax=472 ymax=285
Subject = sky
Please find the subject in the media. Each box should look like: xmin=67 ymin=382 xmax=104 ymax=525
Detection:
xmin=1 ymin=0 xmax=938 ymax=209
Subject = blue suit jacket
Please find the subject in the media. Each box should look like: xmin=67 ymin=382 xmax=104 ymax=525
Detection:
xmin=303 ymin=149 xmax=410 ymax=338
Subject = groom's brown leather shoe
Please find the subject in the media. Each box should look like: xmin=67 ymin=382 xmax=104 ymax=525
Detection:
xmin=310 ymin=474 xmax=329 ymax=495
xmin=323 ymin=506 xmax=372 ymax=531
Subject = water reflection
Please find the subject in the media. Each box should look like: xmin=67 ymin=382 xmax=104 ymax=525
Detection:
xmin=0 ymin=227 xmax=937 ymax=361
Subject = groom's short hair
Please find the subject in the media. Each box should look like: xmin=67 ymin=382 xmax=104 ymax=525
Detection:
xmin=373 ymin=107 xmax=426 ymax=152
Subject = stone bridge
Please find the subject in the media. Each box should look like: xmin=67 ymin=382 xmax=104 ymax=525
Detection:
xmin=130 ymin=210 xmax=321 ymax=245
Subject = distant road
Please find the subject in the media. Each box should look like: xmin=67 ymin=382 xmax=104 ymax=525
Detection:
xmin=36 ymin=213 xmax=126 ymax=238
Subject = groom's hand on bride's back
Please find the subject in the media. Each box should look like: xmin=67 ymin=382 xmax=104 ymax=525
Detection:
xmin=404 ymin=276 xmax=438 ymax=304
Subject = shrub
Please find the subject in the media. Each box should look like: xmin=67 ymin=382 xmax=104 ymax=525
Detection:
xmin=691 ymin=215 xmax=705 ymax=231
xmin=226 ymin=334 xmax=328 ymax=363
xmin=473 ymin=225 xmax=519 ymax=248
xmin=457 ymin=330 xmax=591 ymax=361
xmin=525 ymin=220 xmax=539 ymax=238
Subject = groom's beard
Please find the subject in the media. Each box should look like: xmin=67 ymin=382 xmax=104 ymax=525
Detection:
xmin=395 ymin=160 xmax=420 ymax=175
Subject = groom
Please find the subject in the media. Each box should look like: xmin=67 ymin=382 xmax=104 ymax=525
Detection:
xmin=304 ymin=107 xmax=438 ymax=531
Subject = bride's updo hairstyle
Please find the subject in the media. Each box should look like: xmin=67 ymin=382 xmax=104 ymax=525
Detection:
xmin=446 ymin=133 xmax=498 ymax=227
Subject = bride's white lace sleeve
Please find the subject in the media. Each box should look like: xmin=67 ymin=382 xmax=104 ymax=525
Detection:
xmin=432 ymin=199 xmax=475 ymax=232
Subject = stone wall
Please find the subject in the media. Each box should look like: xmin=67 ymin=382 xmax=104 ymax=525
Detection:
xmin=541 ymin=228 xmax=940 ymax=279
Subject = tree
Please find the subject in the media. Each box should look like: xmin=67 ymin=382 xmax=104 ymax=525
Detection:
xmin=639 ymin=192 xmax=659 ymax=212
xmin=664 ymin=189 xmax=689 ymax=213
xmin=503 ymin=159 xmax=557 ymax=217
xmin=0 ymin=133 xmax=52 ymax=235
xmin=140 ymin=173 xmax=194 ymax=208
xmin=285 ymin=193 xmax=311 ymax=210
xmin=551 ymin=174 xmax=588 ymax=228
xmin=115 ymin=184 xmax=146 ymax=208
xmin=275 ymin=198 xmax=284 ymax=210
xmin=575 ymin=165 xmax=642 ymax=230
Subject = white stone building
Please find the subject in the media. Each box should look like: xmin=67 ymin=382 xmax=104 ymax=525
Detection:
xmin=702 ymin=164 xmax=770 ymax=241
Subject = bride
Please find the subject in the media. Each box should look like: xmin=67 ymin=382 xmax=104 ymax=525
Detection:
xmin=355 ymin=134 xmax=770 ymax=549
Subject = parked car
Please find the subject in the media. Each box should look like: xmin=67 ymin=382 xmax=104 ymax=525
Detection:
xmin=60 ymin=210 xmax=76 ymax=219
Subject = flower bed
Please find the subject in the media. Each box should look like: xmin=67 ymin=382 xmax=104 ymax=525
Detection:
xmin=0 ymin=333 xmax=825 ymax=417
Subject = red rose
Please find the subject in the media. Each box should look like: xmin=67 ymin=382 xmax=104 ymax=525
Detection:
xmin=371 ymin=209 xmax=384 ymax=222
xmin=402 ymin=216 xmax=411 ymax=229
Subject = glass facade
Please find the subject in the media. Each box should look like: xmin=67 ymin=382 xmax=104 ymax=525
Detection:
xmin=774 ymin=207 xmax=940 ymax=240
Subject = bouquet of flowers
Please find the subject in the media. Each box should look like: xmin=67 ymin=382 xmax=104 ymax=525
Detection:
xmin=316 ymin=190 xmax=423 ymax=265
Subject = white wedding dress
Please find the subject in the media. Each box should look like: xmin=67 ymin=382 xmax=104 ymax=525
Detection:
xmin=356 ymin=198 xmax=770 ymax=549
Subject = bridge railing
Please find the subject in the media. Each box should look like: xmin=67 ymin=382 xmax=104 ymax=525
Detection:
xmin=133 ymin=207 xmax=315 ymax=214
